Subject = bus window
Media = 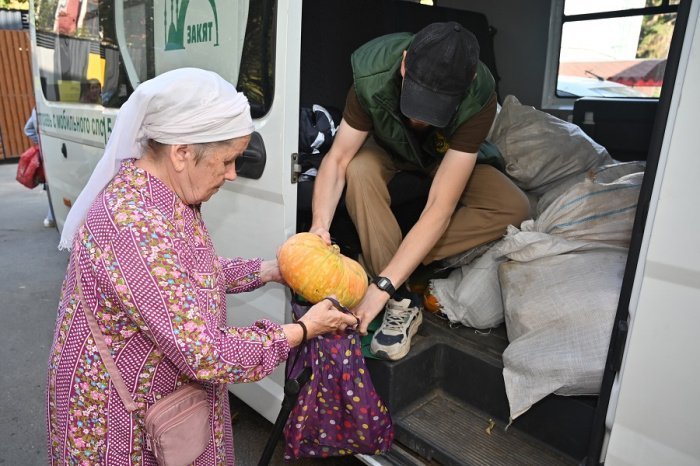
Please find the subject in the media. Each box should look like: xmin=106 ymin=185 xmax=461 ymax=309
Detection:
xmin=33 ymin=0 xmax=132 ymax=107
xmin=543 ymin=0 xmax=678 ymax=108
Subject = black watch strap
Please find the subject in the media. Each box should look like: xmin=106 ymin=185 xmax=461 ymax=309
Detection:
xmin=372 ymin=276 xmax=396 ymax=296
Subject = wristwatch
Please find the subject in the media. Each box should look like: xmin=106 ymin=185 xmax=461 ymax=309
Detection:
xmin=372 ymin=276 xmax=396 ymax=296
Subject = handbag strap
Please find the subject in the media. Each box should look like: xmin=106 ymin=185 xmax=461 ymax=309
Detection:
xmin=76 ymin=266 xmax=139 ymax=412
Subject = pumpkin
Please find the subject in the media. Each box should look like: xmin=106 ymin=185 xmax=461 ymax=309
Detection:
xmin=278 ymin=232 xmax=368 ymax=308
xmin=423 ymin=291 xmax=442 ymax=314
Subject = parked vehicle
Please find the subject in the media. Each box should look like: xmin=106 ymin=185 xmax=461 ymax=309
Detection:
xmin=28 ymin=0 xmax=699 ymax=464
xmin=557 ymin=75 xmax=648 ymax=98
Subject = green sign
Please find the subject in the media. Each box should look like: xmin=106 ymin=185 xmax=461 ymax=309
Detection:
xmin=165 ymin=0 xmax=220 ymax=50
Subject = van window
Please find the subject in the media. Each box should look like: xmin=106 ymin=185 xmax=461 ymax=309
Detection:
xmin=543 ymin=0 xmax=678 ymax=108
xmin=33 ymin=0 xmax=132 ymax=107
xmin=34 ymin=0 xmax=276 ymax=116
xmin=119 ymin=0 xmax=154 ymax=85
xmin=235 ymin=0 xmax=276 ymax=118
xmin=128 ymin=0 xmax=276 ymax=118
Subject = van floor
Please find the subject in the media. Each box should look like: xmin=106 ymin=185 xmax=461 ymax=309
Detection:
xmin=366 ymin=312 xmax=596 ymax=465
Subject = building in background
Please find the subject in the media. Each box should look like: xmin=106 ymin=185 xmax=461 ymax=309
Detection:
xmin=0 ymin=7 xmax=35 ymax=161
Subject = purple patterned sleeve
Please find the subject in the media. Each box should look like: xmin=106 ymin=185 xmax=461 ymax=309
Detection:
xmin=104 ymin=221 xmax=289 ymax=384
xmin=219 ymin=257 xmax=264 ymax=293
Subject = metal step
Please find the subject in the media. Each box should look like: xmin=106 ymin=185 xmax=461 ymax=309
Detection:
xmin=367 ymin=312 xmax=595 ymax=463
xmin=393 ymin=389 xmax=577 ymax=466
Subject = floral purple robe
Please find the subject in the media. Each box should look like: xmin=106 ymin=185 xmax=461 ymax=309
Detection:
xmin=47 ymin=160 xmax=290 ymax=465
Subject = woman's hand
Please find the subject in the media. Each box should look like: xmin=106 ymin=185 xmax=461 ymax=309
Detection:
xmin=259 ymin=259 xmax=285 ymax=284
xmin=300 ymin=298 xmax=360 ymax=337
xmin=282 ymin=298 xmax=359 ymax=347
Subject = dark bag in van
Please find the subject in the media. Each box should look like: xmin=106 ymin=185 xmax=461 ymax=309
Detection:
xmin=298 ymin=104 xmax=342 ymax=173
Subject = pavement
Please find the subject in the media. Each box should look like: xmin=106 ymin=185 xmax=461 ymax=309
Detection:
xmin=0 ymin=162 xmax=360 ymax=465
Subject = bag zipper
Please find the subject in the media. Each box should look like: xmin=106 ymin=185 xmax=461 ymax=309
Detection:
xmin=144 ymin=385 xmax=205 ymax=430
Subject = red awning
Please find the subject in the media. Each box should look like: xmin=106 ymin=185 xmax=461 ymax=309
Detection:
xmin=609 ymin=59 xmax=666 ymax=87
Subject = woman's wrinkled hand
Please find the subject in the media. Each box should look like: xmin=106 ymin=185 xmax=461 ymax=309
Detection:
xmin=300 ymin=297 xmax=361 ymax=337
xmin=260 ymin=259 xmax=285 ymax=285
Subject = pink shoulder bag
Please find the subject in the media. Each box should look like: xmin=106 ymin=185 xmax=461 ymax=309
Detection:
xmin=76 ymin=268 xmax=211 ymax=466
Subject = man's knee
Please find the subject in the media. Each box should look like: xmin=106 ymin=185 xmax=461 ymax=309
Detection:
xmin=502 ymin=186 xmax=531 ymax=227
xmin=477 ymin=165 xmax=531 ymax=225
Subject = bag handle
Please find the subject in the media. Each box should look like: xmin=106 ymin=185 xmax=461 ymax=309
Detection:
xmin=284 ymin=295 xmax=360 ymax=381
xmin=325 ymin=296 xmax=360 ymax=327
xmin=76 ymin=266 xmax=139 ymax=412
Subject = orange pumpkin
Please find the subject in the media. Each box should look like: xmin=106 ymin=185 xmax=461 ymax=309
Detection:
xmin=423 ymin=291 xmax=442 ymax=314
xmin=278 ymin=233 xmax=368 ymax=308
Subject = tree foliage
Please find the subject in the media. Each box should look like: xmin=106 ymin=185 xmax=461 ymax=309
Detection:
xmin=637 ymin=13 xmax=675 ymax=58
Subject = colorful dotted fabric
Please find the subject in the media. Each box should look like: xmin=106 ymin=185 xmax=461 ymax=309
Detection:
xmin=283 ymin=301 xmax=394 ymax=460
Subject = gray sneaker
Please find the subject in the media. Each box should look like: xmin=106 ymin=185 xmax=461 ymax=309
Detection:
xmin=370 ymin=298 xmax=423 ymax=361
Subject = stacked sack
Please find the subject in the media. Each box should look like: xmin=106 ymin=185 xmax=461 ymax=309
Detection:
xmin=428 ymin=95 xmax=645 ymax=420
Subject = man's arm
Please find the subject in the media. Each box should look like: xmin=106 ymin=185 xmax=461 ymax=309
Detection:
xmin=310 ymin=119 xmax=368 ymax=243
xmin=355 ymin=148 xmax=477 ymax=332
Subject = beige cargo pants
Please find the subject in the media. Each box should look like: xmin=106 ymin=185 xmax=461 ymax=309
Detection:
xmin=344 ymin=140 xmax=530 ymax=277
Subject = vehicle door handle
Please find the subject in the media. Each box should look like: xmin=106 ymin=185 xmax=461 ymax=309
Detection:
xmin=235 ymin=131 xmax=266 ymax=179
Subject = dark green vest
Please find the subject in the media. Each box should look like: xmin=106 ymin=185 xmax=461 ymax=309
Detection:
xmin=351 ymin=32 xmax=502 ymax=172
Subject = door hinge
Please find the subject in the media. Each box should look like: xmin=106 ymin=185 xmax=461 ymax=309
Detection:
xmin=291 ymin=152 xmax=301 ymax=183
xmin=611 ymin=319 xmax=629 ymax=373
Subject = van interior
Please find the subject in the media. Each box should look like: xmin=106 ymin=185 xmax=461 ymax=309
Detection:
xmin=292 ymin=0 xmax=686 ymax=464
xmin=24 ymin=0 xmax=691 ymax=465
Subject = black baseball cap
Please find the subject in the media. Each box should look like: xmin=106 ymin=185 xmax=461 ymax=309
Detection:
xmin=401 ymin=22 xmax=480 ymax=128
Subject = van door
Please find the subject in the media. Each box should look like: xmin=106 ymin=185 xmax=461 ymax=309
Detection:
xmin=31 ymin=0 xmax=300 ymax=422
xmin=602 ymin=1 xmax=700 ymax=463
xmin=112 ymin=0 xmax=301 ymax=422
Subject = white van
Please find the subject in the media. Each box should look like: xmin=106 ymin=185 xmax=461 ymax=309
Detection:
xmin=29 ymin=0 xmax=700 ymax=464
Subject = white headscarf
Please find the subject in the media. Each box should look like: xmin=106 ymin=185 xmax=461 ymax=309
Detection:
xmin=59 ymin=67 xmax=254 ymax=250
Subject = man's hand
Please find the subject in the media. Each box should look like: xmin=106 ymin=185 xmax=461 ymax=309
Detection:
xmin=352 ymin=285 xmax=391 ymax=335
xmin=309 ymin=226 xmax=332 ymax=245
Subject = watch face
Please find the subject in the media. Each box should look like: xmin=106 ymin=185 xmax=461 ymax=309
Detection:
xmin=374 ymin=277 xmax=393 ymax=294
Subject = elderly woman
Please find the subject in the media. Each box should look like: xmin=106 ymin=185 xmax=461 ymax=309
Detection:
xmin=47 ymin=68 xmax=358 ymax=464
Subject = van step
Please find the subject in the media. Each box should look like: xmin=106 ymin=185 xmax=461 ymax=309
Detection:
xmin=367 ymin=312 xmax=596 ymax=462
xmin=392 ymin=389 xmax=577 ymax=466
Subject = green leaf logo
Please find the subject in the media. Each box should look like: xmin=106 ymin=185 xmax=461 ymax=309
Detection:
xmin=164 ymin=0 xmax=220 ymax=51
